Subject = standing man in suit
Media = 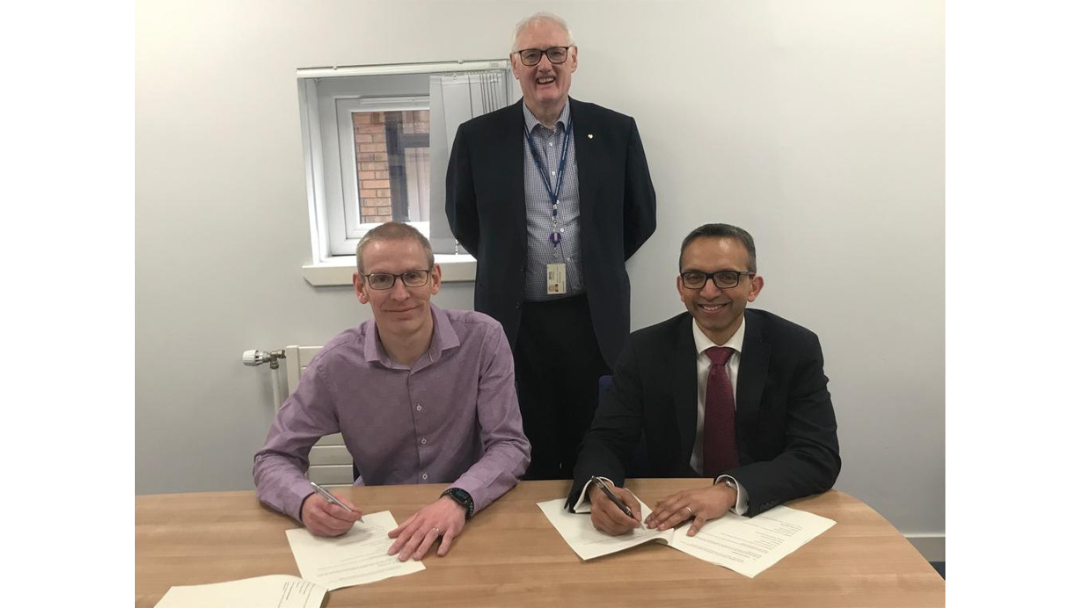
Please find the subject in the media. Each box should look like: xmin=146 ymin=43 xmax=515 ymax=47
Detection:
xmin=446 ymin=12 xmax=657 ymax=479
xmin=567 ymin=224 xmax=841 ymax=537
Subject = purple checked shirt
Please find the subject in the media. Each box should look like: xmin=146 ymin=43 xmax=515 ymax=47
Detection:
xmin=253 ymin=305 xmax=530 ymax=522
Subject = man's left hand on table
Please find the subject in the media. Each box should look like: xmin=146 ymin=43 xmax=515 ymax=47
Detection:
xmin=645 ymin=483 xmax=737 ymax=537
xmin=387 ymin=496 xmax=468 ymax=561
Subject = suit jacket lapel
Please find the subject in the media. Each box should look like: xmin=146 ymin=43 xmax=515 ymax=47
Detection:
xmin=673 ymin=314 xmax=699 ymax=461
xmin=502 ymin=99 xmax=527 ymax=243
xmin=737 ymin=312 xmax=769 ymax=427
xmin=569 ymin=98 xmax=596 ymax=225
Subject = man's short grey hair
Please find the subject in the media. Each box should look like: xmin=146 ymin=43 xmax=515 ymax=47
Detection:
xmin=510 ymin=12 xmax=575 ymax=52
xmin=355 ymin=222 xmax=435 ymax=274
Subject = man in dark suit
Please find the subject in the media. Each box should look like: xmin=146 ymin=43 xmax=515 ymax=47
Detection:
xmin=446 ymin=12 xmax=656 ymax=480
xmin=567 ymin=224 xmax=841 ymax=537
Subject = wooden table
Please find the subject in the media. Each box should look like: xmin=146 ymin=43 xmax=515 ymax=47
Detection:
xmin=135 ymin=479 xmax=944 ymax=607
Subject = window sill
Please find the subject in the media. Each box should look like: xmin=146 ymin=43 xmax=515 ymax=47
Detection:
xmin=302 ymin=254 xmax=476 ymax=287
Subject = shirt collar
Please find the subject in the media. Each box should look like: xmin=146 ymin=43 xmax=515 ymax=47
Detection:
xmin=691 ymin=314 xmax=746 ymax=358
xmin=523 ymin=100 xmax=571 ymax=133
xmin=363 ymin=304 xmax=461 ymax=367
xmin=427 ymin=304 xmax=461 ymax=356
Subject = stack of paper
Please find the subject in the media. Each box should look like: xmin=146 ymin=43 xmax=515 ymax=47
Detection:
xmin=153 ymin=575 xmax=325 ymax=608
xmin=154 ymin=510 xmax=424 ymax=607
xmin=538 ymin=497 xmax=835 ymax=578
xmin=285 ymin=510 xmax=425 ymax=590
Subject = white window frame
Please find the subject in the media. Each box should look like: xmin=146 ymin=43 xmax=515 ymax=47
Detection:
xmin=297 ymin=60 xmax=514 ymax=285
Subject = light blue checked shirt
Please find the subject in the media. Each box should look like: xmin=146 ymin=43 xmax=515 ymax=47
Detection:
xmin=522 ymin=102 xmax=583 ymax=300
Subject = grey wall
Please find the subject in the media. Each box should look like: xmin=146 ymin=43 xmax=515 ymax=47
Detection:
xmin=136 ymin=0 xmax=943 ymax=539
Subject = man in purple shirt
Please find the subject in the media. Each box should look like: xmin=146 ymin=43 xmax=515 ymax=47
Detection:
xmin=254 ymin=222 xmax=530 ymax=561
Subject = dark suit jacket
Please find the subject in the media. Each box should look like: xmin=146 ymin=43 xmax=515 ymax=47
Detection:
xmin=567 ymin=309 xmax=842 ymax=517
xmin=445 ymin=98 xmax=656 ymax=367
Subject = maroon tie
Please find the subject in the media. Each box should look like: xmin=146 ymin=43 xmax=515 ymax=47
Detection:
xmin=703 ymin=346 xmax=739 ymax=478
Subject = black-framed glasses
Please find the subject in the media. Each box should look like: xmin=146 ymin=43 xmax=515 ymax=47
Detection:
xmin=362 ymin=269 xmax=433 ymax=291
xmin=680 ymin=270 xmax=755 ymax=290
xmin=515 ymin=46 xmax=572 ymax=66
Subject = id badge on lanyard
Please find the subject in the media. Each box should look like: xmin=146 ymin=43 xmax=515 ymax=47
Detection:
xmin=525 ymin=118 xmax=573 ymax=296
xmin=546 ymin=263 xmax=567 ymax=294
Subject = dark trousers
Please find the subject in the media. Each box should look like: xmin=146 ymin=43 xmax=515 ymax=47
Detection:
xmin=515 ymin=295 xmax=612 ymax=480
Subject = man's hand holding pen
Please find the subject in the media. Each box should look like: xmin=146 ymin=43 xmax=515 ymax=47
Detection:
xmin=587 ymin=479 xmax=642 ymax=536
xmin=300 ymin=490 xmax=364 ymax=537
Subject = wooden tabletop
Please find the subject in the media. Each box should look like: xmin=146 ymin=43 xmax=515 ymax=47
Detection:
xmin=135 ymin=479 xmax=944 ymax=607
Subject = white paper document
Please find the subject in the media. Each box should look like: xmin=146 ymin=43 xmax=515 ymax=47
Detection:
xmin=537 ymin=494 xmax=668 ymax=560
xmin=538 ymin=498 xmax=835 ymax=578
xmin=285 ymin=510 xmax=425 ymax=590
xmin=153 ymin=574 xmax=325 ymax=608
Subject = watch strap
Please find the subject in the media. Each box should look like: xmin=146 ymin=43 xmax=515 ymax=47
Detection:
xmin=441 ymin=487 xmax=474 ymax=519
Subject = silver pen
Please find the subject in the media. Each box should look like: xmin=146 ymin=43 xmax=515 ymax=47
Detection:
xmin=309 ymin=481 xmax=364 ymax=522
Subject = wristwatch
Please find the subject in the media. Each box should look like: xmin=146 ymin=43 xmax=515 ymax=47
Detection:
xmin=440 ymin=487 xmax=475 ymax=519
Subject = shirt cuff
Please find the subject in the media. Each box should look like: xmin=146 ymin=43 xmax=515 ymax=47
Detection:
xmin=570 ymin=477 xmax=613 ymax=513
xmin=287 ymin=481 xmax=318 ymax=522
xmin=715 ymin=475 xmax=748 ymax=515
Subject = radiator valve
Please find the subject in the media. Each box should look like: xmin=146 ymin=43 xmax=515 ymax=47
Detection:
xmin=242 ymin=349 xmax=286 ymax=370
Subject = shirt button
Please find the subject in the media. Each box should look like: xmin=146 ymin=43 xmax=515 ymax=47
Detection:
xmin=551 ymin=171 xmax=556 ymax=176
xmin=548 ymin=142 xmax=554 ymax=147
xmin=422 ymin=472 xmax=429 ymax=480
xmin=416 ymin=404 xmax=422 ymax=411
xmin=421 ymin=438 xmax=427 ymax=445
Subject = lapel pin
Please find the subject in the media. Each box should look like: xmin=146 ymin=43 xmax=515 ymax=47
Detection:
xmin=587 ymin=133 xmax=594 ymax=139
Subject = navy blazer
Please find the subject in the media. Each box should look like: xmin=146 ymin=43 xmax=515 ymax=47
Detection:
xmin=567 ymin=309 xmax=842 ymax=517
xmin=445 ymin=98 xmax=657 ymax=367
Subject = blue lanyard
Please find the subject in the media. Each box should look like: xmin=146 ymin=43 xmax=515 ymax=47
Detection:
xmin=524 ymin=117 xmax=573 ymax=245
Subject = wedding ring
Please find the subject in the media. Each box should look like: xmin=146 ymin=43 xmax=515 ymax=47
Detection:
xmin=683 ymin=507 xmax=693 ymax=518
xmin=433 ymin=526 xmax=441 ymax=535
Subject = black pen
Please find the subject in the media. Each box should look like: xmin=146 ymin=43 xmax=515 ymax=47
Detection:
xmin=590 ymin=475 xmax=635 ymax=519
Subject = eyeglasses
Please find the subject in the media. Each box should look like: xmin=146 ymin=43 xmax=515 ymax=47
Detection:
xmin=515 ymin=46 xmax=572 ymax=66
xmin=680 ymin=270 xmax=755 ymax=290
xmin=362 ymin=269 xmax=433 ymax=291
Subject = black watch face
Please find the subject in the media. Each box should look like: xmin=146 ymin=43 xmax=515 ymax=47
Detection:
xmin=445 ymin=488 xmax=473 ymax=516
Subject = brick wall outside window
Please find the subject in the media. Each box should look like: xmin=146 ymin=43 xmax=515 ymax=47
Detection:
xmin=353 ymin=110 xmax=430 ymax=223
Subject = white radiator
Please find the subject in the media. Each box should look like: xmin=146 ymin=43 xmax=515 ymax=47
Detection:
xmin=283 ymin=345 xmax=355 ymax=486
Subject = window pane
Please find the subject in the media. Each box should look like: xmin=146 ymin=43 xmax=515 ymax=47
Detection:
xmin=353 ymin=110 xmax=430 ymax=224
xmin=298 ymin=63 xmax=511 ymax=256
xmin=404 ymin=147 xmax=430 ymax=221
